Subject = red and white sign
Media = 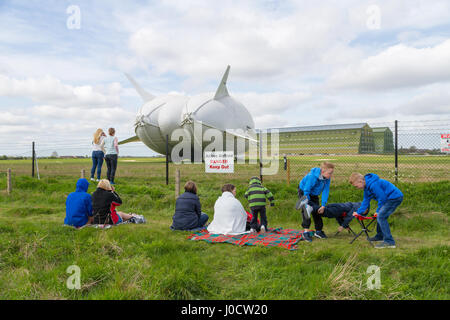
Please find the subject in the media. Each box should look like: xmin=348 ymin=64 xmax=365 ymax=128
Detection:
xmin=441 ymin=134 xmax=450 ymax=153
xmin=205 ymin=151 xmax=234 ymax=173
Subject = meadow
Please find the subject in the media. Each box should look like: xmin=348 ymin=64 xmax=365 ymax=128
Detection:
xmin=0 ymin=158 xmax=449 ymax=300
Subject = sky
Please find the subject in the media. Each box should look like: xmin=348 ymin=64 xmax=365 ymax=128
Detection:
xmin=0 ymin=0 xmax=449 ymax=156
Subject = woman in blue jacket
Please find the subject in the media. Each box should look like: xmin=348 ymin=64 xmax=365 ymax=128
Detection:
xmin=171 ymin=181 xmax=208 ymax=230
xmin=64 ymin=178 xmax=93 ymax=228
xmin=350 ymin=172 xmax=403 ymax=249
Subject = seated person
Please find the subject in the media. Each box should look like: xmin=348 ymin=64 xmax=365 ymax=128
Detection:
xmin=64 ymin=178 xmax=93 ymax=228
xmin=92 ymin=179 xmax=134 ymax=225
xmin=308 ymin=202 xmax=368 ymax=232
xmin=171 ymin=181 xmax=208 ymax=230
xmin=207 ymin=184 xmax=247 ymax=235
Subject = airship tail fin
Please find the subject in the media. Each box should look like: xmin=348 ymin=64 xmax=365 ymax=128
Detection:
xmin=118 ymin=135 xmax=140 ymax=145
xmin=213 ymin=65 xmax=230 ymax=100
xmin=125 ymin=73 xmax=155 ymax=102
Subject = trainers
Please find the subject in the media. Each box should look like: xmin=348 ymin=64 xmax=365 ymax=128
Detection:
xmin=260 ymin=226 xmax=266 ymax=233
xmin=369 ymin=236 xmax=384 ymax=242
xmin=375 ymin=242 xmax=396 ymax=249
xmin=295 ymin=195 xmax=308 ymax=210
xmin=314 ymin=230 xmax=328 ymax=239
xmin=302 ymin=231 xmax=313 ymax=242
xmin=305 ymin=204 xmax=313 ymax=218
xmin=90 ymin=177 xmax=95 ymax=181
xmin=249 ymin=228 xmax=257 ymax=234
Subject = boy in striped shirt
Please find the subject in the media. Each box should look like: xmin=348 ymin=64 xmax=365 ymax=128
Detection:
xmin=244 ymin=176 xmax=275 ymax=233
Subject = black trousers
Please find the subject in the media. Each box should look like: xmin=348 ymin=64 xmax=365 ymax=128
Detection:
xmin=104 ymin=154 xmax=118 ymax=183
xmin=298 ymin=189 xmax=323 ymax=231
xmin=250 ymin=206 xmax=267 ymax=230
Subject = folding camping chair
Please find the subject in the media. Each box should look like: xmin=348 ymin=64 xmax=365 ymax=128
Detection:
xmin=349 ymin=212 xmax=378 ymax=246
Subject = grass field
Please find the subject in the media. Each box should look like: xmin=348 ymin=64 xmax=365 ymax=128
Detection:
xmin=0 ymin=159 xmax=449 ymax=300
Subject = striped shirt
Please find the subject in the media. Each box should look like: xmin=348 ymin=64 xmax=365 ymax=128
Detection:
xmin=244 ymin=177 xmax=274 ymax=208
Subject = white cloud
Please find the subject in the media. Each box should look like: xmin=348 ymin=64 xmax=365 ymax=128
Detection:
xmin=0 ymin=74 xmax=122 ymax=108
xmin=327 ymin=39 xmax=450 ymax=91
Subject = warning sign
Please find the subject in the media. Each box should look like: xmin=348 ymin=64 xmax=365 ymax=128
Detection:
xmin=205 ymin=151 xmax=234 ymax=173
xmin=441 ymin=134 xmax=450 ymax=153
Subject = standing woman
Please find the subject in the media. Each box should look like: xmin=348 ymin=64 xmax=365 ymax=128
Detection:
xmin=90 ymin=129 xmax=106 ymax=181
xmin=104 ymin=127 xmax=119 ymax=185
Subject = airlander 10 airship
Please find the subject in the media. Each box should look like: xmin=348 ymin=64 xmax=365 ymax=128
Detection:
xmin=120 ymin=66 xmax=256 ymax=160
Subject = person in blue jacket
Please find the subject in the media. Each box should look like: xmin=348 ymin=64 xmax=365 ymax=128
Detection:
xmin=297 ymin=162 xmax=335 ymax=241
xmin=64 ymin=178 xmax=93 ymax=228
xmin=308 ymin=201 xmax=368 ymax=232
xmin=349 ymin=172 xmax=403 ymax=249
xmin=171 ymin=181 xmax=208 ymax=231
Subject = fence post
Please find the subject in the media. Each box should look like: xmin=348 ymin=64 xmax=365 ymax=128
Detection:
xmin=259 ymin=130 xmax=263 ymax=182
xmin=166 ymin=134 xmax=169 ymax=185
xmin=32 ymin=141 xmax=35 ymax=178
xmin=7 ymin=168 xmax=12 ymax=195
xmin=175 ymin=169 xmax=180 ymax=199
xmin=395 ymin=120 xmax=398 ymax=184
xmin=81 ymin=169 xmax=85 ymax=179
xmin=287 ymin=158 xmax=290 ymax=186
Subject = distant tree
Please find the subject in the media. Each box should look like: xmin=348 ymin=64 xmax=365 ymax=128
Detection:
xmin=50 ymin=151 xmax=59 ymax=158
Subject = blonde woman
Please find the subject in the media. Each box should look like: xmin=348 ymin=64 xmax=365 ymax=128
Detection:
xmin=92 ymin=179 xmax=135 ymax=225
xmin=91 ymin=129 xmax=106 ymax=181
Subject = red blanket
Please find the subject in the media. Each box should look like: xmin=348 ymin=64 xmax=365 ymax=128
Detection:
xmin=187 ymin=228 xmax=309 ymax=250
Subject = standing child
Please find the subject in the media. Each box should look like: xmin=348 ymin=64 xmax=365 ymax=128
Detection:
xmin=297 ymin=162 xmax=335 ymax=241
xmin=244 ymin=176 xmax=274 ymax=233
xmin=349 ymin=172 xmax=403 ymax=249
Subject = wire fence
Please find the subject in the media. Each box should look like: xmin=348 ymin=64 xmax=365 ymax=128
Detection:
xmin=0 ymin=120 xmax=449 ymax=189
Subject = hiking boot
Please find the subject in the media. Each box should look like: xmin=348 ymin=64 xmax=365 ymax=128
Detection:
xmin=375 ymin=242 xmax=396 ymax=249
xmin=302 ymin=231 xmax=313 ymax=243
xmin=369 ymin=236 xmax=384 ymax=242
xmin=314 ymin=230 xmax=328 ymax=239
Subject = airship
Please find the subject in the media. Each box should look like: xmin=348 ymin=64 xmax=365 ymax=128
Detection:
xmin=119 ymin=66 xmax=256 ymax=161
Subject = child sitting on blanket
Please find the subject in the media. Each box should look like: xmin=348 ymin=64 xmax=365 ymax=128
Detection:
xmin=244 ymin=176 xmax=274 ymax=233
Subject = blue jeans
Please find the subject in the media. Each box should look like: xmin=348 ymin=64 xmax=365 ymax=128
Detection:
xmin=198 ymin=213 xmax=209 ymax=228
xmin=375 ymin=197 xmax=403 ymax=245
xmin=91 ymin=151 xmax=104 ymax=179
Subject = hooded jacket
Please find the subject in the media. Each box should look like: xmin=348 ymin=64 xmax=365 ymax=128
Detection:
xmin=299 ymin=167 xmax=331 ymax=206
xmin=64 ymin=179 xmax=92 ymax=228
xmin=356 ymin=173 xmax=403 ymax=214
xmin=171 ymin=191 xmax=202 ymax=230
xmin=244 ymin=177 xmax=274 ymax=208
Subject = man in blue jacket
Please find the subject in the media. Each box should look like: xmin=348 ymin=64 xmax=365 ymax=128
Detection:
xmin=64 ymin=178 xmax=93 ymax=228
xmin=297 ymin=162 xmax=334 ymax=241
xmin=349 ymin=172 xmax=403 ymax=249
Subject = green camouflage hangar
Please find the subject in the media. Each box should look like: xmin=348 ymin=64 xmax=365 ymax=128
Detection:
xmin=262 ymin=123 xmax=395 ymax=155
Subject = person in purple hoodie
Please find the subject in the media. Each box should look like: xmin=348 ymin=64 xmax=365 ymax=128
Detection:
xmin=349 ymin=172 xmax=403 ymax=249
xmin=64 ymin=178 xmax=93 ymax=228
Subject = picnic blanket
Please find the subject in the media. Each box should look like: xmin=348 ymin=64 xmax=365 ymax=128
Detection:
xmin=187 ymin=228 xmax=312 ymax=250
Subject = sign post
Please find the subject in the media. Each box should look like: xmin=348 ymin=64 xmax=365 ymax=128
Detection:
xmin=441 ymin=134 xmax=450 ymax=153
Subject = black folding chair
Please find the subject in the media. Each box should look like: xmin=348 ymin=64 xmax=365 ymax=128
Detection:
xmin=349 ymin=212 xmax=378 ymax=247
